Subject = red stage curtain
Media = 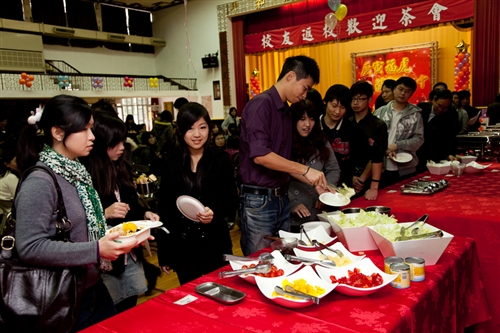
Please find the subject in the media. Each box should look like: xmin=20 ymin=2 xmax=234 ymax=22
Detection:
xmin=231 ymin=17 xmax=248 ymax=115
xmin=472 ymin=0 xmax=499 ymax=106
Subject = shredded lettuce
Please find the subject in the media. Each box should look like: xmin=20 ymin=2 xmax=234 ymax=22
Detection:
xmin=371 ymin=224 xmax=435 ymax=242
xmin=337 ymin=183 xmax=356 ymax=199
xmin=330 ymin=210 xmax=398 ymax=228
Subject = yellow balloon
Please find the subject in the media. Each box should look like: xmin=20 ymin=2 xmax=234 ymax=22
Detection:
xmin=334 ymin=4 xmax=348 ymax=21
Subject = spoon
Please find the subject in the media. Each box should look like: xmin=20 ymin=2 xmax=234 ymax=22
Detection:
xmin=399 ymin=214 xmax=428 ymax=237
xmin=223 ymin=252 xmax=274 ymax=262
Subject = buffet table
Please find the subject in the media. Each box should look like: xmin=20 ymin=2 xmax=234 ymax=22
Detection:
xmin=83 ymin=236 xmax=489 ymax=333
xmin=348 ymin=163 xmax=500 ymax=332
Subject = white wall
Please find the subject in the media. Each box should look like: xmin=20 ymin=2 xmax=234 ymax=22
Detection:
xmin=153 ymin=0 xmax=227 ymax=119
xmin=43 ymin=44 xmax=157 ymax=75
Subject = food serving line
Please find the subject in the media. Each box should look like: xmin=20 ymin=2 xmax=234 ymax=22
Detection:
xmin=345 ymin=161 xmax=500 ymax=332
xmin=82 ymin=234 xmax=489 ymax=333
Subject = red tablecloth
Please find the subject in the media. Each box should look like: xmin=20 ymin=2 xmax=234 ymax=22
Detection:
xmin=83 ymin=236 xmax=489 ymax=333
xmin=348 ymin=163 xmax=500 ymax=332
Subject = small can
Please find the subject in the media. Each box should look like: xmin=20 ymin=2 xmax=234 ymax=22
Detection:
xmin=390 ymin=263 xmax=411 ymax=289
xmin=384 ymin=256 xmax=404 ymax=274
xmin=405 ymin=257 xmax=425 ymax=282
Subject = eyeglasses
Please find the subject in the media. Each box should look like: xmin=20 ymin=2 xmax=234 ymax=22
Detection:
xmin=352 ymin=97 xmax=368 ymax=103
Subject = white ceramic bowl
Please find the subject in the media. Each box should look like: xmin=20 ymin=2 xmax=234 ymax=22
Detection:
xmin=106 ymin=221 xmax=152 ymax=245
xmin=301 ymin=221 xmax=333 ymax=236
xmin=228 ymin=250 xmax=302 ymax=284
xmin=293 ymin=241 xmax=365 ymax=268
xmin=368 ymin=222 xmax=453 ymax=265
xmin=464 ymin=161 xmax=491 ymax=174
xmin=279 ymin=226 xmax=337 ymax=252
xmin=255 ymin=265 xmax=337 ymax=308
xmin=316 ymin=258 xmax=397 ymax=296
xmin=459 ymin=155 xmax=477 ymax=164
xmin=427 ymin=163 xmax=451 ymax=175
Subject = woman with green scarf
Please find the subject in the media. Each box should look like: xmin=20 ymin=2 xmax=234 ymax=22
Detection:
xmin=13 ymin=95 xmax=139 ymax=331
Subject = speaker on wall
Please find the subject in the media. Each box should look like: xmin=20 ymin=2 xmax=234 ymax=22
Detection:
xmin=202 ymin=56 xmax=219 ymax=69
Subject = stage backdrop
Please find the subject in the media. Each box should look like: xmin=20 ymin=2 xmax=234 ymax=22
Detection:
xmin=352 ymin=42 xmax=437 ymax=106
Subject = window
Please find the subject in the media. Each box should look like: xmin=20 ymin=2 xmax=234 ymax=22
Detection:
xmin=116 ymin=97 xmax=153 ymax=130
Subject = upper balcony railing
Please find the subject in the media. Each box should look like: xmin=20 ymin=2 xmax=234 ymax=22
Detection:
xmin=1 ymin=60 xmax=197 ymax=92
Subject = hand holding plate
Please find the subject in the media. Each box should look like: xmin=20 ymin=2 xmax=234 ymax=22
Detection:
xmin=197 ymin=207 xmax=213 ymax=224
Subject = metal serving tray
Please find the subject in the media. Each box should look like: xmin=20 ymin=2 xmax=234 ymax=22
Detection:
xmin=400 ymin=179 xmax=448 ymax=195
xmin=195 ymin=282 xmax=246 ymax=305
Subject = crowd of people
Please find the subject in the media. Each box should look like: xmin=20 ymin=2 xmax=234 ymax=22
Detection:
xmin=0 ymin=54 xmax=498 ymax=331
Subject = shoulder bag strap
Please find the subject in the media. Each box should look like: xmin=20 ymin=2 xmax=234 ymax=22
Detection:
xmin=11 ymin=165 xmax=72 ymax=241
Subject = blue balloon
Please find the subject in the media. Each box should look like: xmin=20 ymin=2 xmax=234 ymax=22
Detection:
xmin=58 ymin=75 xmax=63 ymax=81
xmin=63 ymin=76 xmax=69 ymax=81
xmin=58 ymin=82 xmax=65 ymax=88
xmin=328 ymin=0 xmax=341 ymax=12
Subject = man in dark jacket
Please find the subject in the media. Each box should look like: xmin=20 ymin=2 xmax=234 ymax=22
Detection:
xmin=417 ymin=89 xmax=458 ymax=171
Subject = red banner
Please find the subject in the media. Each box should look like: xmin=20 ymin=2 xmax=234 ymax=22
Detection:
xmin=355 ymin=47 xmax=432 ymax=105
xmin=244 ymin=0 xmax=473 ymax=54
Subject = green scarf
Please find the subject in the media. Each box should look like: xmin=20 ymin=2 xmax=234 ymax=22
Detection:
xmin=39 ymin=145 xmax=106 ymax=242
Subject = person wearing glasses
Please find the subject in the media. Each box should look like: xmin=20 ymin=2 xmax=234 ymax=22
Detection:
xmin=348 ymin=81 xmax=387 ymax=200
xmin=320 ymin=84 xmax=375 ymax=194
xmin=416 ymin=89 xmax=458 ymax=171
xmin=374 ymin=77 xmax=424 ymax=187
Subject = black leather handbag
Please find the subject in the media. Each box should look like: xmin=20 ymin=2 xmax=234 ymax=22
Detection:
xmin=0 ymin=165 xmax=85 ymax=333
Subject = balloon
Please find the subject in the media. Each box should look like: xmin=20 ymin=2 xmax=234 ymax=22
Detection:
xmin=21 ymin=73 xmax=27 ymax=79
xmin=26 ymin=81 xmax=32 ymax=88
xmin=328 ymin=0 xmax=341 ymax=12
xmin=462 ymin=84 xmax=468 ymax=90
xmin=124 ymin=76 xmax=129 ymax=81
xmin=130 ymin=78 xmax=134 ymax=82
xmin=19 ymin=79 xmax=26 ymax=85
xmin=124 ymin=82 xmax=128 ymax=87
xmin=59 ymin=82 xmax=65 ymax=88
xmin=457 ymin=71 xmax=464 ymax=78
xmin=334 ymin=4 xmax=348 ymax=21
xmin=28 ymin=75 xmax=34 ymax=81
xmin=457 ymin=53 xmax=465 ymax=60
xmin=325 ymin=13 xmax=338 ymax=29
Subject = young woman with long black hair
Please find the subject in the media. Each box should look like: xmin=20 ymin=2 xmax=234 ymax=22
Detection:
xmin=13 ymin=95 xmax=137 ymax=331
xmin=156 ymin=102 xmax=238 ymax=285
xmin=81 ymin=112 xmax=159 ymax=313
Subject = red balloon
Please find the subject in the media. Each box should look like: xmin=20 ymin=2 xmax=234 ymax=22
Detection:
xmin=461 ymin=84 xmax=468 ymax=90
xmin=129 ymin=78 xmax=134 ymax=82
xmin=29 ymin=75 xmax=34 ymax=81
xmin=19 ymin=79 xmax=26 ymax=85
xmin=457 ymin=53 xmax=465 ymax=60
xmin=457 ymin=71 xmax=464 ymax=78
xmin=26 ymin=81 xmax=32 ymax=88
xmin=124 ymin=82 xmax=128 ymax=87
xmin=21 ymin=72 xmax=27 ymax=79
xmin=124 ymin=76 xmax=129 ymax=81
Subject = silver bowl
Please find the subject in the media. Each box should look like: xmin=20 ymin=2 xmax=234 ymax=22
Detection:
xmin=271 ymin=238 xmax=298 ymax=255
xmin=365 ymin=206 xmax=391 ymax=215
xmin=341 ymin=207 xmax=362 ymax=214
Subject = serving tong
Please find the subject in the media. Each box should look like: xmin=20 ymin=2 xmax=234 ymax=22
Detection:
xmin=274 ymin=285 xmax=320 ymax=304
xmin=301 ymin=226 xmax=343 ymax=257
xmin=219 ymin=262 xmax=272 ymax=278
xmin=394 ymin=230 xmax=444 ymax=242
xmin=223 ymin=252 xmax=274 ymax=262
xmin=284 ymin=254 xmax=337 ymax=268
xmin=399 ymin=214 xmax=429 ymax=237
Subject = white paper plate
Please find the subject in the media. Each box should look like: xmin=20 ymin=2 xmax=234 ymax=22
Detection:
xmin=176 ymin=195 xmax=205 ymax=222
xmin=319 ymin=192 xmax=350 ymax=207
xmin=392 ymin=152 xmax=412 ymax=163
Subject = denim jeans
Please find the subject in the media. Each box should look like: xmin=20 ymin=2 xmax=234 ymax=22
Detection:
xmin=239 ymin=186 xmax=290 ymax=256
xmin=73 ymin=279 xmax=116 ymax=332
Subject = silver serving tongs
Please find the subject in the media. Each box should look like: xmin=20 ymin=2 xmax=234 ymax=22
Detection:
xmin=223 ymin=252 xmax=274 ymax=262
xmin=218 ymin=263 xmax=272 ymax=278
xmin=399 ymin=214 xmax=429 ymax=237
xmin=284 ymin=254 xmax=336 ymax=268
xmin=395 ymin=230 xmax=444 ymax=242
xmin=274 ymin=286 xmax=320 ymax=304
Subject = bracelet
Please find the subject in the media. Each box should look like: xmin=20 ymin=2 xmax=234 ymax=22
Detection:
xmin=303 ymin=166 xmax=310 ymax=177
xmin=371 ymin=179 xmax=380 ymax=182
